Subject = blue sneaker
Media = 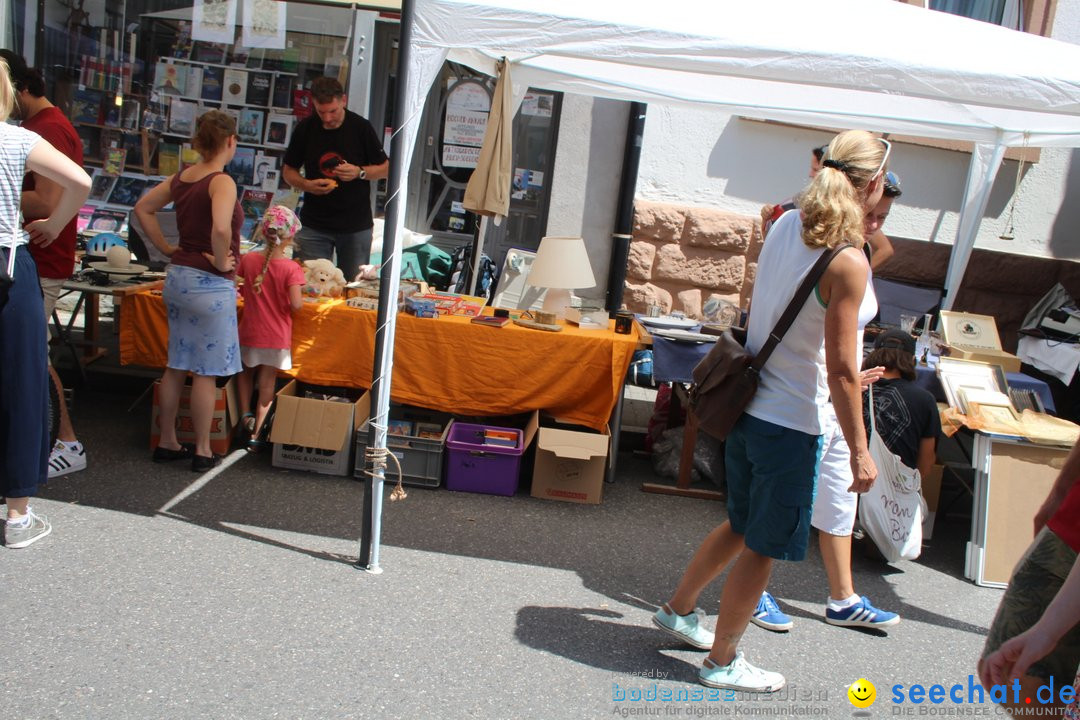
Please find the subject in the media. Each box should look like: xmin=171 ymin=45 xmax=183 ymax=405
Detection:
xmin=825 ymin=596 xmax=900 ymax=628
xmin=750 ymin=591 xmax=792 ymax=632
xmin=652 ymin=604 xmax=714 ymax=650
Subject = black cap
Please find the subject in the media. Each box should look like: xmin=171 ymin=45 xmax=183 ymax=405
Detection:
xmin=874 ymin=328 xmax=916 ymax=355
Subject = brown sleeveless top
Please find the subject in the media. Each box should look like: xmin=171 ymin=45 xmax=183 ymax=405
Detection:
xmin=169 ymin=171 xmax=243 ymax=278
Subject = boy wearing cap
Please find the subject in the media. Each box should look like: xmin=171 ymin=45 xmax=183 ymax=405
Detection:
xmin=862 ymin=329 xmax=941 ymax=489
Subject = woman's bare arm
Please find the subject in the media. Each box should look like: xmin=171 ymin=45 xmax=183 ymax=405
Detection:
xmin=821 ymin=247 xmax=877 ymax=492
xmin=23 ymin=140 xmax=91 ymax=246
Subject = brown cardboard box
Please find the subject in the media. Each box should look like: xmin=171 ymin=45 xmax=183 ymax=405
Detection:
xmin=530 ymin=414 xmax=609 ymax=504
xmin=270 ymin=380 xmax=370 ymax=476
xmin=150 ymin=378 xmax=237 ymax=456
xmin=939 ymin=311 xmax=1021 ymax=373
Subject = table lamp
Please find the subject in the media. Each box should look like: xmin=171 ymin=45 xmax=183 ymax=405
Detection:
xmin=527 ymin=236 xmax=596 ymax=318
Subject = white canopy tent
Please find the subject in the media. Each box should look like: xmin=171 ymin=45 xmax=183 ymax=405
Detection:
xmin=358 ymin=0 xmax=1080 ymax=569
xmin=402 ymin=0 xmax=1080 ymax=307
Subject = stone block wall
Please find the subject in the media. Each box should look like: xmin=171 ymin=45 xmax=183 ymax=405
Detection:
xmin=626 ymin=200 xmax=1080 ymax=354
xmin=625 ymin=200 xmax=763 ymax=317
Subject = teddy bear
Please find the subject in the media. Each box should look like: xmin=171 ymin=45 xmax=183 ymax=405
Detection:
xmin=302 ymin=258 xmax=347 ymax=298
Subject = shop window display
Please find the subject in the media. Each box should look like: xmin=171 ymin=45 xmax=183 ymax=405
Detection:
xmin=11 ymin=0 xmax=362 ymax=239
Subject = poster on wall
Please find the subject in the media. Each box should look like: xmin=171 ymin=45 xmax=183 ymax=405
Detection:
xmin=442 ymin=80 xmax=490 ymax=170
xmin=192 ymin=0 xmax=237 ymax=44
xmin=241 ymin=0 xmax=287 ymax=50
xmin=442 ymin=145 xmax=481 ymax=169
xmin=511 ymin=169 xmax=544 ymax=201
xmin=520 ymin=92 xmax=554 ymax=117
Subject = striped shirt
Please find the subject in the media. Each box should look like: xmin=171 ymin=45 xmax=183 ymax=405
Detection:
xmin=0 ymin=122 xmax=42 ymax=250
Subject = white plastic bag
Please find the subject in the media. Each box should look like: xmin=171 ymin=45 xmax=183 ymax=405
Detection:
xmin=858 ymin=385 xmax=927 ymax=562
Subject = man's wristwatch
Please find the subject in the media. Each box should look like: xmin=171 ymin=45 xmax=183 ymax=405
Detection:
xmin=358 ymin=167 xmax=367 ymax=180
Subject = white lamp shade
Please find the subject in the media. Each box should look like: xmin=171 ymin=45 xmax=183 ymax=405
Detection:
xmin=527 ymin=236 xmax=596 ymax=290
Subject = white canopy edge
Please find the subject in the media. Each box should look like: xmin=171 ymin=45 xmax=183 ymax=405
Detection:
xmin=396 ymin=0 xmax=1080 ymax=312
xmin=413 ymin=0 xmax=1080 ymax=147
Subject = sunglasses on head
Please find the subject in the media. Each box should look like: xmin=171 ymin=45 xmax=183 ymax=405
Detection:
xmin=872 ymin=138 xmax=892 ymax=180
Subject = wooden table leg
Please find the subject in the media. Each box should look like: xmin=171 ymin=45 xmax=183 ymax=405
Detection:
xmin=642 ymin=385 xmax=726 ymax=501
xmin=80 ymin=293 xmax=107 ymax=363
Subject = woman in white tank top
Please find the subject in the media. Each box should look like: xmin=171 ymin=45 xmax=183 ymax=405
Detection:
xmin=652 ymin=130 xmax=891 ymax=693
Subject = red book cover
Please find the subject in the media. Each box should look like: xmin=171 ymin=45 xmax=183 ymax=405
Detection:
xmin=292 ymin=89 xmax=312 ymax=121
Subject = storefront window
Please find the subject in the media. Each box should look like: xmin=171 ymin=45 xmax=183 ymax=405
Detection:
xmin=412 ymin=62 xmax=561 ymax=270
xmin=7 ymin=0 xmax=383 ymax=236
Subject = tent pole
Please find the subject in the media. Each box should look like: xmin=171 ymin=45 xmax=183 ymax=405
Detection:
xmin=941 ymin=139 xmax=1007 ymax=312
xmin=356 ymin=0 xmax=417 ymax=574
xmin=469 ymin=216 xmax=488 ymax=296
xmin=605 ymin=102 xmax=647 ymax=313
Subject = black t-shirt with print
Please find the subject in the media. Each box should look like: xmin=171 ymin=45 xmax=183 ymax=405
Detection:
xmin=862 ymin=377 xmax=941 ymax=469
xmin=284 ymin=110 xmax=387 ymax=233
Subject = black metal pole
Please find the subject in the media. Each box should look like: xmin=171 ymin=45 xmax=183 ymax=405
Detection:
xmin=357 ymin=0 xmax=416 ymax=570
xmin=605 ymin=101 xmax=647 ymax=313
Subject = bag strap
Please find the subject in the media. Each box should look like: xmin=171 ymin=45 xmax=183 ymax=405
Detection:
xmin=868 ymin=381 xmax=877 ymax=436
xmin=750 ymin=242 xmax=854 ymax=372
xmin=4 ymin=216 xmax=16 ymax=280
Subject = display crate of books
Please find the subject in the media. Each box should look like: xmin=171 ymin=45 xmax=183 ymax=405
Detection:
xmin=444 ymin=423 xmax=526 ymax=496
xmin=354 ymin=406 xmax=455 ymax=488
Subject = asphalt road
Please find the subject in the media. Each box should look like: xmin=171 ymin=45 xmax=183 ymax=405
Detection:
xmin=2 ymin=378 xmax=1008 ymax=719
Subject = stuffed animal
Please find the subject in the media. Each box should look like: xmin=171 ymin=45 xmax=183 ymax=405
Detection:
xmin=303 ymin=258 xmax=347 ymax=298
xmin=354 ymin=264 xmax=379 ymax=282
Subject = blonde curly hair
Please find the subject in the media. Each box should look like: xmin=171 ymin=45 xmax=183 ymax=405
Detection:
xmin=798 ymin=130 xmax=887 ymax=250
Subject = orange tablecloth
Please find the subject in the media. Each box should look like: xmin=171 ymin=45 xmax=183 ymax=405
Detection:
xmin=119 ymin=292 xmax=639 ymax=431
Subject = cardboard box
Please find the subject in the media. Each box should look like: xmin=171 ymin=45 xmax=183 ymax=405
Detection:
xmin=150 ymin=377 xmax=237 ymax=456
xmin=921 ymin=464 xmax=944 ymax=540
xmin=270 ymin=380 xmax=370 ymax=476
xmin=939 ymin=310 xmax=1021 ymax=373
xmin=531 ymin=414 xmax=609 ymax=504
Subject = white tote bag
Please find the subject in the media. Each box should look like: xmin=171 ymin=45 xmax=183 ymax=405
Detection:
xmin=858 ymin=384 xmax=927 ymax=562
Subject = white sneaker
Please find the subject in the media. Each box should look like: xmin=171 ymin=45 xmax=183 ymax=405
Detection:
xmin=48 ymin=441 xmax=87 ymax=478
xmin=699 ymin=651 xmax=786 ymax=692
xmin=5 ymin=509 xmax=52 ymax=549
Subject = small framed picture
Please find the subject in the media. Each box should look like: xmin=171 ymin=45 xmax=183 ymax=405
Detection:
xmin=263 ymin=112 xmax=294 ymax=148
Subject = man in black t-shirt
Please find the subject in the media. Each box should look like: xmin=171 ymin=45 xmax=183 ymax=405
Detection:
xmin=283 ymin=77 xmax=388 ymax=278
xmin=862 ymin=329 xmax=941 ymax=480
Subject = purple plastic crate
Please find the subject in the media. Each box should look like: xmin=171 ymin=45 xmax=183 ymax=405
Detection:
xmin=445 ymin=423 xmax=525 ymax=496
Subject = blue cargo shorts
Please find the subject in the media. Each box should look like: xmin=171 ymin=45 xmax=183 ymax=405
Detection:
xmin=724 ymin=413 xmax=824 ymax=561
